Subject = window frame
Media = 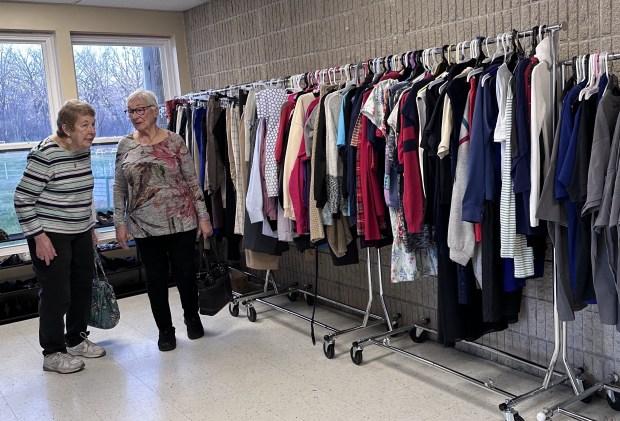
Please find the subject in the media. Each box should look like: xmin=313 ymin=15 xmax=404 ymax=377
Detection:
xmin=0 ymin=31 xmax=62 ymax=147
xmin=71 ymin=33 xmax=181 ymax=104
xmin=0 ymin=33 xmax=182 ymax=256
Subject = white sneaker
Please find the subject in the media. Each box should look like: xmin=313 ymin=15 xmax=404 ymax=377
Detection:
xmin=43 ymin=352 xmax=85 ymax=374
xmin=67 ymin=333 xmax=106 ymax=358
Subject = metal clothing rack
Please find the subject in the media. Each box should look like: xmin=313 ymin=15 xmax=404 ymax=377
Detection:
xmin=322 ymin=247 xmax=400 ymax=360
xmin=229 ymin=248 xmax=389 ymax=345
xmin=534 ymin=51 xmax=620 ymax=421
xmin=343 ymin=22 xmax=592 ymax=421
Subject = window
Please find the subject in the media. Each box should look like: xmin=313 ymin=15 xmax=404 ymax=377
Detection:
xmin=71 ymin=35 xmax=180 ymax=138
xmin=0 ymin=34 xmax=180 ymax=247
xmin=0 ymin=33 xmax=61 ymax=144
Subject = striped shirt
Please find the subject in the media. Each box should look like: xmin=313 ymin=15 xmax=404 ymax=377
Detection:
xmin=14 ymin=137 xmax=95 ymax=238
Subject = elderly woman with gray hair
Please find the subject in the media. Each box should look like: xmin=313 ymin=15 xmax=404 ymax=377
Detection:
xmin=113 ymin=89 xmax=212 ymax=352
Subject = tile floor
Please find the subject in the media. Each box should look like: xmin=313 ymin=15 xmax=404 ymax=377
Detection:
xmin=0 ymin=290 xmax=618 ymax=421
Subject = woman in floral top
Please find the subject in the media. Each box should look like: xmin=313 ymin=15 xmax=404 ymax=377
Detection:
xmin=113 ymin=89 xmax=213 ymax=352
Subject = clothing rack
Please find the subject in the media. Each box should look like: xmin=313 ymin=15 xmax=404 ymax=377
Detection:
xmin=174 ymin=19 xmax=616 ymax=420
xmin=341 ymin=22 xmax=593 ymax=421
xmin=533 ymin=51 xmax=620 ymax=421
xmin=322 ymin=247 xmax=399 ymax=360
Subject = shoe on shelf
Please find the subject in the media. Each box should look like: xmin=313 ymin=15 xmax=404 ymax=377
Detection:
xmin=158 ymin=327 xmax=176 ymax=351
xmin=184 ymin=315 xmax=204 ymax=340
xmin=96 ymin=212 xmax=110 ymax=224
xmin=67 ymin=332 xmax=106 ymax=358
xmin=0 ymin=254 xmax=23 ymax=267
xmin=43 ymin=352 xmax=85 ymax=374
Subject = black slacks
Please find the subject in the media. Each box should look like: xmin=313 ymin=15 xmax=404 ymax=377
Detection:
xmin=135 ymin=229 xmax=199 ymax=331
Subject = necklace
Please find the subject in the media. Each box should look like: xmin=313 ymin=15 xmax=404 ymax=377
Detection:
xmin=139 ymin=128 xmax=162 ymax=146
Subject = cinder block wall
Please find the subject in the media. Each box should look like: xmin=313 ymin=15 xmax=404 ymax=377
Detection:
xmin=184 ymin=0 xmax=620 ymax=382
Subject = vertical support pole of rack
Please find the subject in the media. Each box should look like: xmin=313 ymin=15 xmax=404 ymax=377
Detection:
xmin=542 ymin=25 xmax=561 ymax=390
xmin=361 ymin=248 xmax=374 ymax=327
xmin=376 ymin=248 xmax=392 ymax=332
xmin=541 ymin=22 xmax=582 ymax=395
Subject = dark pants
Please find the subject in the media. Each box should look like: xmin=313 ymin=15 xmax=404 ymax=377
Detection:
xmin=28 ymin=230 xmax=94 ymax=355
xmin=135 ymin=229 xmax=199 ymax=331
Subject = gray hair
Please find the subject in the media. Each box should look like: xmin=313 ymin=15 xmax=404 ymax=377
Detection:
xmin=126 ymin=89 xmax=158 ymax=107
xmin=56 ymin=100 xmax=95 ymax=138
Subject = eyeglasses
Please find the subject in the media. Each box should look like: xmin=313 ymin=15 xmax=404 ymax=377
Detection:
xmin=124 ymin=105 xmax=154 ymax=116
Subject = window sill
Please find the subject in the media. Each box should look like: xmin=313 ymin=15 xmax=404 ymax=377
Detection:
xmin=0 ymin=227 xmax=117 ymax=260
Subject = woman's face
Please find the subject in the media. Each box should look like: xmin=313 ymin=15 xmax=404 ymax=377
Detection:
xmin=63 ymin=114 xmax=96 ymax=149
xmin=126 ymin=97 xmax=157 ymax=132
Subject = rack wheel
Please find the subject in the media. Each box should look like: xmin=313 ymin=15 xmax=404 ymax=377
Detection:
xmin=305 ymin=294 xmax=315 ymax=306
xmin=580 ymin=380 xmax=594 ymax=404
xmin=350 ymin=347 xmax=363 ymax=365
xmin=247 ymin=306 xmax=257 ymax=322
xmin=607 ymin=391 xmax=620 ymax=411
xmin=287 ymin=291 xmax=298 ymax=302
xmin=323 ymin=342 xmax=335 ymax=359
xmin=410 ymin=328 xmax=427 ymax=343
xmin=229 ymin=302 xmax=239 ymax=317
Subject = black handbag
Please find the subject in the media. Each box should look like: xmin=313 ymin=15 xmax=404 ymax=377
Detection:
xmin=89 ymin=251 xmax=120 ymax=329
xmin=196 ymin=237 xmax=232 ymax=316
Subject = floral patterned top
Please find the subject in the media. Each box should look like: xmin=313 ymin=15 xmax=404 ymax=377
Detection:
xmin=113 ymin=131 xmax=209 ymax=238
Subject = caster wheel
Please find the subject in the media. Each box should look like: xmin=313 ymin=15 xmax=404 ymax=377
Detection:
xmin=580 ymin=380 xmax=593 ymax=404
xmin=410 ymin=328 xmax=427 ymax=343
xmin=247 ymin=306 xmax=257 ymax=322
xmin=287 ymin=291 xmax=298 ymax=302
xmin=606 ymin=391 xmax=620 ymax=411
xmin=350 ymin=347 xmax=363 ymax=365
xmin=323 ymin=342 xmax=335 ymax=359
xmin=389 ymin=322 xmax=403 ymax=337
xmin=229 ymin=302 xmax=239 ymax=317
xmin=305 ymin=294 xmax=315 ymax=306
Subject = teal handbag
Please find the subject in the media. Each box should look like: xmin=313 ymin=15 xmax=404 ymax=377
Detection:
xmin=89 ymin=251 xmax=120 ymax=329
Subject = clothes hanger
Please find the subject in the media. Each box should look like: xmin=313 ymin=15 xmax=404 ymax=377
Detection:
xmin=583 ymin=53 xmax=600 ymax=100
xmin=529 ymin=26 xmax=539 ymax=57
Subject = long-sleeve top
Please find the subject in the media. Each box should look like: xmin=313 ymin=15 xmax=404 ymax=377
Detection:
xmin=462 ymin=65 xmax=500 ymax=222
xmin=529 ymin=37 xmax=554 ymax=227
xmin=14 ymin=137 xmax=95 ymax=238
xmin=113 ymin=132 xmax=209 ymax=238
xmin=282 ymin=92 xmax=316 ymax=220
xmin=255 ymin=88 xmax=288 ymax=197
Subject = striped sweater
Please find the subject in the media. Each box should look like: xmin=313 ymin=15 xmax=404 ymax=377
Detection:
xmin=14 ymin=137 xmax=95 ymax=238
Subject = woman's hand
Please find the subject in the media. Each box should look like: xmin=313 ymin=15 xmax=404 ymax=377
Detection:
xmin=115 ymin=225 xmax=131 ymax=250
xmin=34 ymin=233 xmax=56 ymax=266
xmin=198 ymin=219 xmax=213 ymax=239
xmin=91 ymin=229 xmax=98 ymax=246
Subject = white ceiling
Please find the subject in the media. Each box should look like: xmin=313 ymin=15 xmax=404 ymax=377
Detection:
xmin=6 ymin=0 xmax=210 ymax=12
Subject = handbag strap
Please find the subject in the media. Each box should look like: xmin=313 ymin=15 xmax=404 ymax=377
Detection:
xmin=207 ymin=236 xmax=222 ymax=265
xmin=93 ymin=249 xmax=110 ymax=283
xmin=197 ymin=237 xmax=224 ymax=271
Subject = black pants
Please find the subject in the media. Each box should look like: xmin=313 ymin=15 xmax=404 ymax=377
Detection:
xmin=135 ymin=229 xmax=199 ymax=331
xmin=28 ymin=230 xmax=94 ymax=355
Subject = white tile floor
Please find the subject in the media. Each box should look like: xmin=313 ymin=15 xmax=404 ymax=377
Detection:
xmin=0 ymin=290 xmax=618 ymax=421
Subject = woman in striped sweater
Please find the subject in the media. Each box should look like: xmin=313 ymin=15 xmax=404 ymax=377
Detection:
xmin=14 ymin=100 xmax=106 ymax=374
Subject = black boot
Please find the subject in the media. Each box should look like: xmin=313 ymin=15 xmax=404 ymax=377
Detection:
xmin=184 ymin=315 xmax=204 ymax=340
xmin=158 ymin=327 xmax=176 ymax=351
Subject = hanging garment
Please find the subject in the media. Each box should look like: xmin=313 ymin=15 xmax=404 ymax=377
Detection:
xmin=499 ymin=72 xmax=535 ymax=280
xmin=282 ymin=92 xmax=316 ymax=220
xmin=255 ymin=89 xmax=288 ymax=197
xmin=584 ymin=77 xmax=620 ymax=326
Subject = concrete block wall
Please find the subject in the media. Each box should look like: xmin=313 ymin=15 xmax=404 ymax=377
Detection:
xmin=184 ymin=0 xmax=620 ymax=382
